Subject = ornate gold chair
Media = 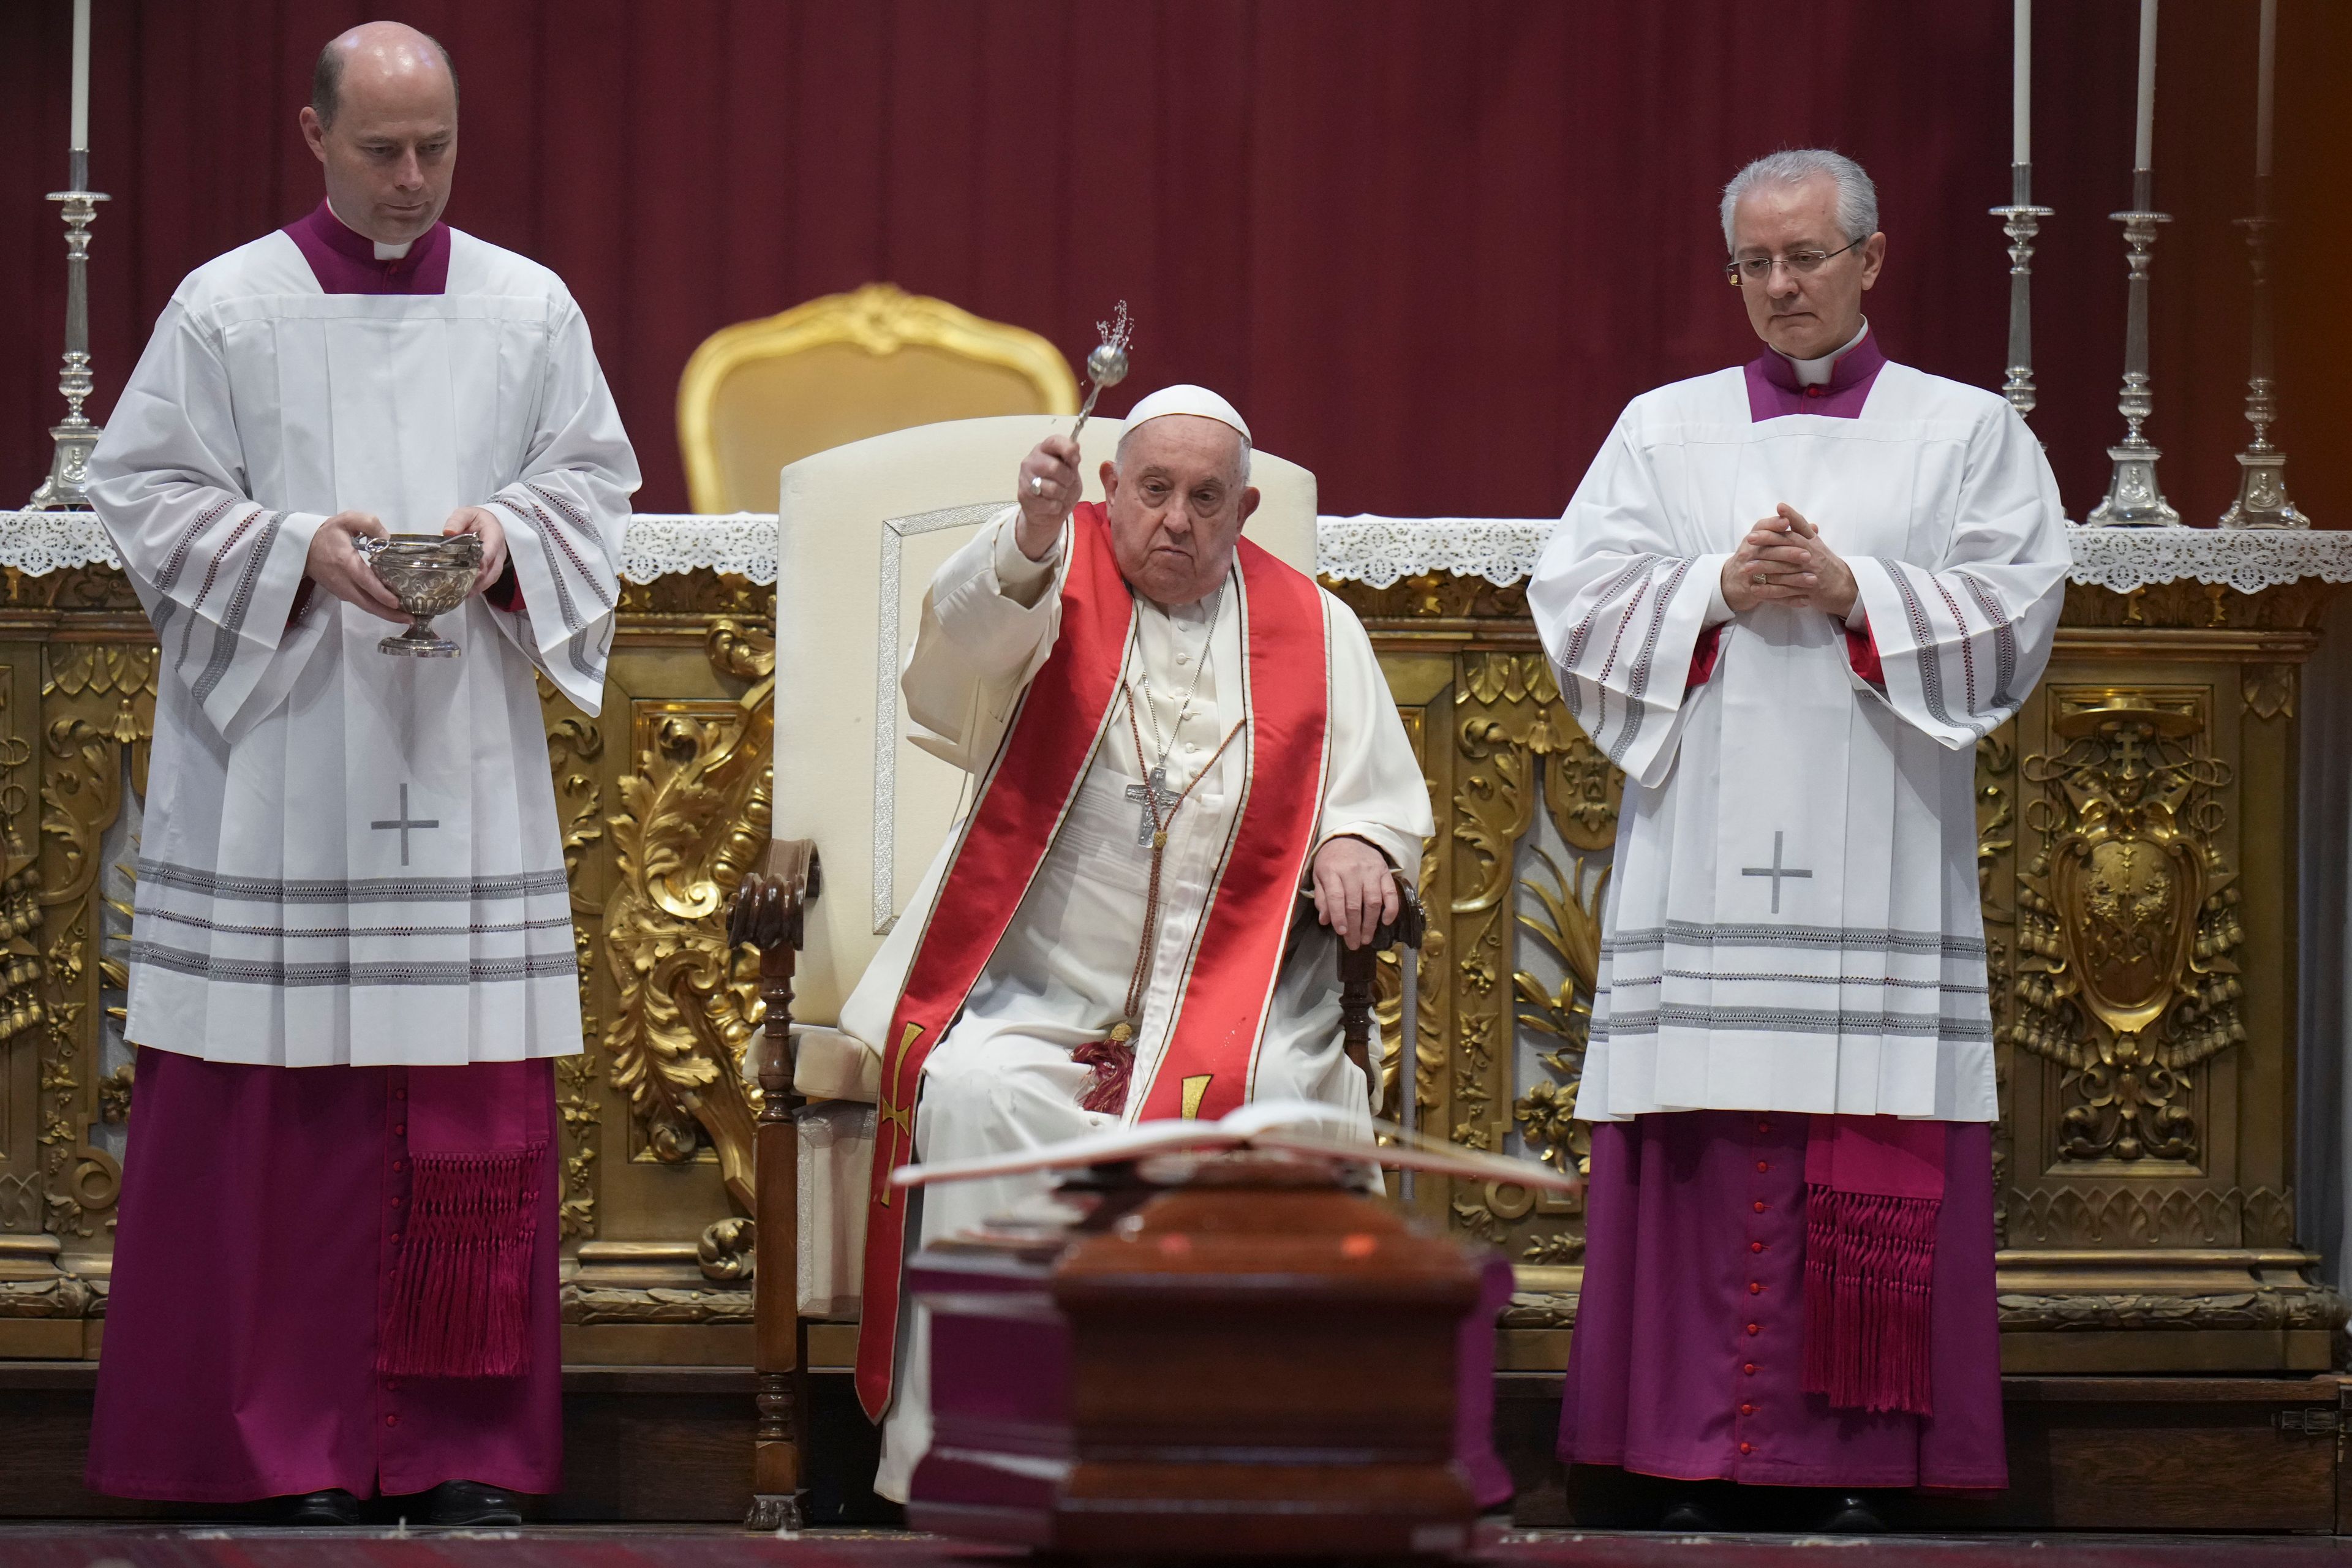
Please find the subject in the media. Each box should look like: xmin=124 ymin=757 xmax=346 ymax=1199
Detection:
xmin=727 ymin=414 xmax=1330 ymax=1528
xmin=676 ymin=285 xmax=1079 ymax=514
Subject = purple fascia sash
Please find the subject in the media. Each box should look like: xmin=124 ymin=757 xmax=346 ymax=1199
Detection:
xmin=1744 ymin=328 xmax=1887 ymax=421
xmin=284 ymin=198 xmax=450 ymax=295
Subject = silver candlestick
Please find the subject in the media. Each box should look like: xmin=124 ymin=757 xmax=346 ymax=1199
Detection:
xmin=27 ymin=149 xmax=110 ymax=511
xmin=2218 ymin=194 xmax=2306 ymax=527
xmin=1989 ymin=162 xmax=2054 ymax=423
xmin=2086 ymin=169 xmax=2177 ymax=526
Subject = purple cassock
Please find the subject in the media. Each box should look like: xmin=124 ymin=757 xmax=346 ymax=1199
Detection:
xmin=1557 ymin=328 xmax=2008 ymax=1493
xmin=1558 ymin=1112 xmax=2004 ymax=1489
xmin=86 ymin=202 xmax=560 ymax=1504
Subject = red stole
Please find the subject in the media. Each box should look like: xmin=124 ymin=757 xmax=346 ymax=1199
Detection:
xmin=1801 ymin=1115 xmax=1946 ymax=1416
xmin=853 ymin=503 xmax=1331 ymax=1420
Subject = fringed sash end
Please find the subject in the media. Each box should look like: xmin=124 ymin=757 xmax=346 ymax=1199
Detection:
xmin=378 ymin=1144 xmax=544 ymax=1379
xmin=1800 ymin=1181 xmax=1937 ymax=1417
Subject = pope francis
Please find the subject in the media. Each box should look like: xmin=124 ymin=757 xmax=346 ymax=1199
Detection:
xmin=843 ymin=386 xmax=1434 ymax=1500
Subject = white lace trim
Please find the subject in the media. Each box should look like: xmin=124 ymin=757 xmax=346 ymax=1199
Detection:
xmin=7 ymin=509 xmax=2347 ymax=594
xmin=0 ymin=508 xmax=124 ymax=575
xmin=2062 ymin=525 xmax=2352 ymax=594
xmin=616 ymin=513 xmax=779 ymax=586
xmin=1316 ymin=516 xmax=1561 ymax=587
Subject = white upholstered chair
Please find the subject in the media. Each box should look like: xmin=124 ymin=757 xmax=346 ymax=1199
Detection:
xmin=728 ymin=414 xmax=1319 ymax=1526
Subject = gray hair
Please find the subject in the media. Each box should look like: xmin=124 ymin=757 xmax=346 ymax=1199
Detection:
xmin=1115 ymin=420 xmax=1253 ymax=485
xmin=1720 ymin=149 xmax=1878 ymax=252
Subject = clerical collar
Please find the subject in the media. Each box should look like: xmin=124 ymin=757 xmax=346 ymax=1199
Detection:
xmin=1772 ymin=320 xmax=1874 ymax=388
xmin=284 ymin=198 xmax=452 ymax=295
xmin=1744 ymin=321 xmax=1887 ymax=421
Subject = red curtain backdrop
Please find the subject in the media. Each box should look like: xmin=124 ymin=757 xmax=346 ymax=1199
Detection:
xmin=3 ymin=1 xmax=2344 ymax=525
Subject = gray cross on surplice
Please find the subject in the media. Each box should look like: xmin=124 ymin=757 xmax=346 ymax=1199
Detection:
xmin=1741 ymin=830 xmax=1813 ymax=914
xmin=371 ymin=783 xmax=440 ymax=867
xmin=1125 ymin=765 xmax=1179 ymax=845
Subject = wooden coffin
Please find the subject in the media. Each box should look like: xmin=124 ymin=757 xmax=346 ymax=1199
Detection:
xmin=907 ymin=1155 xmax=1512 ymax=1556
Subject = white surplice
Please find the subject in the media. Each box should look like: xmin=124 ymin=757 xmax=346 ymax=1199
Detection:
xmin=851 ymin=511 xmax=1433 ymax=1499
xmin=1529 ymin=360 xmax=2067 ymax=1124
xmin=88 ymin=227 xmax=636 ymax=1068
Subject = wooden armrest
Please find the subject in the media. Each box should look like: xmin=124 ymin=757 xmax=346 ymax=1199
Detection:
xmin=729 ymin=838 xmax=821 ymax=1529
xmin=729 ymin=840 xmax=821 ymax=1101
xmin=1339 ymin=873 xmax=1427 ymax=1081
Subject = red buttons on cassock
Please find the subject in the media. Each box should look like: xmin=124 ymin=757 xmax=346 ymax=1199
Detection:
xmin=1743 ymin=1363 xmax=1757 ymax=1376
xmin=394 ymin=1088 xmax=407 ymax=1101
xmin=1751 ymin=1241 xmax=1765 ymax=1253
xmin=1752 ymin=1200 xmax=1766 ymax=1213
xmin=392 ymin=1160 xmax=406 ymax=1174
xmin=1755 ymin=1161 xmax=1770 ymax=1172
xmin=1740 ymin=1441 xmax=1755 ymax=1453
xmin=1757 ymin=1120 xmax=1770 ymax=1133
xmin=393 ymin=1123 xmax=405 ymax=1137
xmin=385 ymin=1414 xmax=399 ymax=1427
xmin=391 ymin=1197 xmax=404 ymax=1208
xmin=1749 ymin=1281 xmax=1764 ymax=1294
xmin=1740 ymin=1403 xmax=1754 ymax=1415
xmin=1746 ymin=1322 xmax=1760 ymax=1336
xmin=388 ymin=1233 xmax=402 ymax=1246
xmin=385 ymin=1379 xmax=401 ymax=1392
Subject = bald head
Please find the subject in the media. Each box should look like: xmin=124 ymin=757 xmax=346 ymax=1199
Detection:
xmin=300 ymin=23 xmax=459 ymax=246
xmin=313 ymin=22 xmax=458 ymax=128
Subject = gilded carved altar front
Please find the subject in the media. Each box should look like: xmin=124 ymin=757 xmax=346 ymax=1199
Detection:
xmin=0 ymin=562 xmax=2341 ymax=1374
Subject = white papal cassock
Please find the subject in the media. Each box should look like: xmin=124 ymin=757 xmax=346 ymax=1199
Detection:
xmin=1529 ymin=343 xmax=2068 ymax=1125
xmin=851 ymin=508 xmax=1434 ymax=1499
xmin=88 ymin=215 xmax=635 ymax=1068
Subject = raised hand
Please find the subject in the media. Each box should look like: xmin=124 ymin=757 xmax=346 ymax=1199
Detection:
xmin=1014 ymin=434 xmax=1082 ymax=561
xmin=304 ymin=510 xmax=407 ymax=622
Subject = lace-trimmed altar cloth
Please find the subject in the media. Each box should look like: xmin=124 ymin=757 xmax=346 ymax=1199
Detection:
xmin=6 ymin=509 xmax=2348 ymax=592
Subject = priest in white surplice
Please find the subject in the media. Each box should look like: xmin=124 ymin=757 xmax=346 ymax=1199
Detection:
xmin=82 ymin=25 xmax=634 ymax=1525
xmin=1534 ymin=151 xmax=2067 ymax=1526
xmin=846 ymin=386 xmax=1433 ymax=1502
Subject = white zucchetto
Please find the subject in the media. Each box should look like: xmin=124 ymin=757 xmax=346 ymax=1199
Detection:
xmin=1120 ymin=384 xmax=1251 ymax=443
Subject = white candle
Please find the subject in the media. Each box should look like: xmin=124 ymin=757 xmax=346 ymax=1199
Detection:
xmin=68 ymin=0 xmax=90 ymax=153
xmin=2012 ymin=0 xmax=2031 ymax=166
xmin=2133 ymin=0 xmax=2158 ymax=172
xmin=2256 ymin=0 xmax=2277 ymax=178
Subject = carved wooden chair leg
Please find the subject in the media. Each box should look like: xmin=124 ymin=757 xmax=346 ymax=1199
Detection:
xmin=1339 ymin=873 xmax=1429 ymax=1093
xmin=731 ymin=841 xmax=820 ymax=1532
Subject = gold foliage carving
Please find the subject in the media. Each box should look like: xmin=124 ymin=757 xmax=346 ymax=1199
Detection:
xmin=2242 ymin=664 xmax=2295 ymax=722
xmin=547 ymin=718 xmax=606 ymax=908
xmin=2063 ymin=576 xmax=2338 ymax=631
xmin=1452 ymin=651 xmax=1616 ymax=1262
xmin=2011 ymin=692 xmax=2241 ymax=1163
xmin=602 ymin=617 xmax=775 ymax=1210
xmin=1996 ymin=1291 xmax=2346 ymax=1333
xmin=555 ymin=925 xmax=600 ymax=1240
xmin=1323 ymin=573 xmax=1531 ymax=623
xmin=1512 ymin=847 xmax=1604 ymax=1180
xmin=2004 ymin=1183 xmax=2296 ymax=1250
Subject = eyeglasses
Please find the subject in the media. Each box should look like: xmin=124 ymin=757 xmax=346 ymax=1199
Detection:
xmin=1725 ymin=236 xmax=1868 ymax=285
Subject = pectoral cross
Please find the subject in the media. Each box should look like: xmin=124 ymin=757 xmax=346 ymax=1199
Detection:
xmin=1125 ymin=765 xmax=1180 ymax=846
xmin=369 ymin=783 xmax=440 ymax=867
xmin=1741 ymin=830 xmax=1813 ymax=914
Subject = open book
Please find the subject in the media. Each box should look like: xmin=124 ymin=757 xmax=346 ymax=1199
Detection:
xmin=891 ymin=1098 xmax=1581 ymax=1196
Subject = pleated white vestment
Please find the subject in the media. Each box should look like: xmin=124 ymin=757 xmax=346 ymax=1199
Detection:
xmin=88 ymin=223 xmax=637 ymax=1067
xmin=1529 ymin=356 xmax=2068 ymax=1123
